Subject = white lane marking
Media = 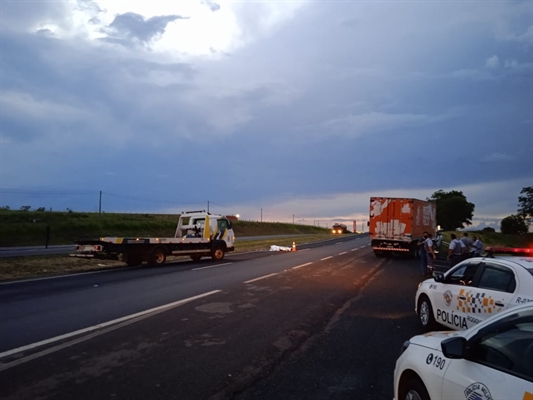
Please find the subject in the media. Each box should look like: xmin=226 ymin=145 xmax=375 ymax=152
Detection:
xmin=351 ymin=248 xmax=358 ymax=252
xmin=336 ymin=242 xmax=342 ymax=245
xmin=338 ymin=252 xmax=347 ymax=255
xmin=0 ymin=266 xmax=140 ymax=285
xmin=244 ymin=273 xmax=278 ymax=284
xmin=0 ymin=290 xmax=221 ymax=360
xmin=359 ymin=246 xmax=365 ymax=249
xmin=192 ymin=262 xmax=232 ymax=271
xmin=321 ymin=256 xmax=333 ymax=261
xmin=292 ymin=262 xmax=313 ymax=270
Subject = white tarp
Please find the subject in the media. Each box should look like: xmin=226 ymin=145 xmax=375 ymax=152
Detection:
xmin=270 ymin=245 xmax=292 ymax=252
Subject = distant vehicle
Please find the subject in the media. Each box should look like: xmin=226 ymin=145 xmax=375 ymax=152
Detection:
xmin=368 ymin=197 xmax=436 ymax=257
xmin=332 ymin=223 xmax=348 ymax=234
xmin=70 ymin=211 xmax=235 ymax=266
xmin=416 ymin=255 xmax=533 ymax=332
xmin=394 ymin=302 xmax=533 ymax=400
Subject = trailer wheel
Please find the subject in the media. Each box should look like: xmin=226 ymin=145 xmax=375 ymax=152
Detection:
xmin=211 ymin=247 xmax=225 ymax=261
xmin=190 ymin=254 xmax=202 ymax=262
xmin=123 ymin=253 xmax=143 ymax=267
xmin=149 ymin=248 xmax=167 ymax=266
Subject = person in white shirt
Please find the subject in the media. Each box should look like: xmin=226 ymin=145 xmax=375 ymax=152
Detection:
xmin=424 ymin=232 xmax=437 ymax=276
xmin=472 ymin=235 xmax=483 ymax=257
xmin=460 ymin=232 xmax=473 ymax=257
xmin=448 ymin=233 xmax=465 ymax=267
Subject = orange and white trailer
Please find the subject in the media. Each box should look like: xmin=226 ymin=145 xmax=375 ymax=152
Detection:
xmin=369 ymin=197 xmax=436 ymax=257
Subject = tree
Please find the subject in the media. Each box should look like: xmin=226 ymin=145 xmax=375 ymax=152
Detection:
xmin=20 ymin=205 xmax=31 ymax=211
xmin=428 ymin=190 xmax=475 ymax=231
xmin=482 ymin=227 xmax=495 ymax=233
xmin=517 ymin=186 xmax=533 ymax=225
xmin=500 ymin=214 xmax=528 ymax=235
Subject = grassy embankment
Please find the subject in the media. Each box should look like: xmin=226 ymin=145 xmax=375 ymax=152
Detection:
xmin=0 ymin=210 xmax=336 ymax=280
xmin=440 ymin=231 xmax=533 ymax=249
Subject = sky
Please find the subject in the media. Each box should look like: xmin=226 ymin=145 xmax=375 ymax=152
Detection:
xmin=1 ymin=0 xmax=532 ymax=230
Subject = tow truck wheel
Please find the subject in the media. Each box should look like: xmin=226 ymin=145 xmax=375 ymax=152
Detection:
xmin=400 ymin=378 xmax=429 ymax=400
xmin=417 ymin=295 xmax=437 ymax=331
xmin=190 ymin=254 xmax=202 ymax=262
xmin=211 ymin=247 xmax=225 ymax=261
xmin=149 ymin=248 xmax=167 ymax=266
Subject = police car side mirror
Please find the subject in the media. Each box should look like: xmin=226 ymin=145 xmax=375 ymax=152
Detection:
xmin=433 ymin=273 xmax=444 ymax=282
xmin=441 ymin=337 xmax=467 ymax=359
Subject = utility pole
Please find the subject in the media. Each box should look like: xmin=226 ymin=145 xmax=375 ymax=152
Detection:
xmin=261 ymin=208 xmax=262 ymax=222
xmin=99 ymin=191 xmax=102 ymax=215
xmin=293 ymin=214 xmax=295 ymax=224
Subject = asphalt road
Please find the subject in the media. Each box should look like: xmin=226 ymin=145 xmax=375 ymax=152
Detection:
xmin=0 ymin=235 xmax=446 ymax=400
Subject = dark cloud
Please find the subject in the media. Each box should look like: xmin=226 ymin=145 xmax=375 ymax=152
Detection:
xmin=1 ymin=0 xmax=532 ymax=220
xmin=104 ymin=12 xmax=188 ymax=46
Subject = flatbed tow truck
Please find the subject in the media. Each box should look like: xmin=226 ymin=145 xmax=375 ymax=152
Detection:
xmin=70 ymin=211 xmax=235 ymax=266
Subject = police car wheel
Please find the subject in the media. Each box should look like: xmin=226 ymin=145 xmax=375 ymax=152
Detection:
xmin=418 ymin=295 xmax=436 ymax=331
xmin=401 ymin=378 xmax=430 ymax=400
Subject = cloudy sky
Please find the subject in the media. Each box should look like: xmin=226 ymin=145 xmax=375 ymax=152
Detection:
xmin=1 ymin=0 xmax=532 ymax=229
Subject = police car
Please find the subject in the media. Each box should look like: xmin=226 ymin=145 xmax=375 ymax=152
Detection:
xmin=415 ymin=254 xmax=533 ymax=332
xmin=394 ymin=302 xmax=533 ymax=400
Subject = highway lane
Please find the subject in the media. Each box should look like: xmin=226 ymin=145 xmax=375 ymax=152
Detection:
xmin=0 ymin=235 xmax=366 ymax=353
xmin=0 ymin=234 xmax=428 ymax=399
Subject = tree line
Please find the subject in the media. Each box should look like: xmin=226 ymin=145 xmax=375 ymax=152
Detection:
xmin=428 ymin=186 xmax=532 ymax=234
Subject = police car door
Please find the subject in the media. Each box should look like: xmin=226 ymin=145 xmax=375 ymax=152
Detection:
xmin=441 ymin=310 xmax=533 ymax=400
xmin=434 ymin=261 xmax=482 ymax=330
xmin=464 ymin=261 xmax=517 ymax=324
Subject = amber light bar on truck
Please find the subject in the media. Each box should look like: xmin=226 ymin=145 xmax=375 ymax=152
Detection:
xmin=485 ymin=247 xmax=532 ymax=257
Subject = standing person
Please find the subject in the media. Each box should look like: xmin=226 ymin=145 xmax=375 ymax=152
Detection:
xmin=418 ymin=231 xmax=429 ymax=276
xmin=448 ymin=233 xmax=465 ymax=267
xmin=425 ymin=232 xmax=437 ymax=276
xmin=472 ymin=235 xmax=484 ymax=257
xmin=460 ymin=232 xmax=473 ymax=259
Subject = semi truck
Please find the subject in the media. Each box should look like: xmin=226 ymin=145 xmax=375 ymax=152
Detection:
xmin=332 ymin=223 xmax=348 ymax=234
xmin=70 ymin=211 xmax=235 ymax=266
xmin=369 ymin=197 xmax=436 ymax=257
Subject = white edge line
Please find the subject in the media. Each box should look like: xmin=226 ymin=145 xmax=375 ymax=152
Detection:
xmin=298 ymin=248 xmax=310 ymax=252
xmin=0 ymin=290 xmax=221 ymax=359
xmin=321 ymin=256 xmax=333 ymax=261
xmin=338 ymin=252 xmax=347 ymax=255
xmin=192 ymin=262 xmax=232 ymax=271
xmin=292 ymin=262 xmax=312 ymax=270
xmin=244 ymin=273 xmax=278 ymax=284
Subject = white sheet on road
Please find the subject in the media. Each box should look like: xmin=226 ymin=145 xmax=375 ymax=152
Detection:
xmin=270 ymin=245 xmax=292 ymax=252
